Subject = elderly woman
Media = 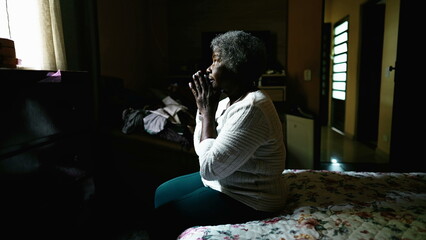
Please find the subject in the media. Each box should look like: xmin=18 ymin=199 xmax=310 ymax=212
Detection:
xmin=149 ymin=30 xmax=286 ymax=239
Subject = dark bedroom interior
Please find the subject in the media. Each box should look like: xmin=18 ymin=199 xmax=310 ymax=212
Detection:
xmin=1 ymin=0 xmax=425 ymax=240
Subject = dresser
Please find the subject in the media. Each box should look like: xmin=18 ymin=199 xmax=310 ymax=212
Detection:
xmin=0 ymin=69 xmax=95 ymax=238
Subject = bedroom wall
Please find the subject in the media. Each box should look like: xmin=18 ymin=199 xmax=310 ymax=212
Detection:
xmin=96 ymin=0 xmax=288 ymax=93
xmin=167 ymin=0 xmax=288 ymax=76
xmin=286 ymin=0 xmax=323 ymax=116
xmin=96 ymin=0 xmax=168 ymax=92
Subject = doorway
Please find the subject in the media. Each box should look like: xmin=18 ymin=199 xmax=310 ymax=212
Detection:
xmin=356 ymin=0 xmax=385 ymax=147
xmin=329 ymin=18 xmax=349 ymax=133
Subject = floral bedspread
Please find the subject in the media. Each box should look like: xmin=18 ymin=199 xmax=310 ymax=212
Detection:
xmin=178 ymin=169 xmax=426 ymax=240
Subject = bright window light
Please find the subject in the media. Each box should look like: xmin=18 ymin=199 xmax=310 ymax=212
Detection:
xmin=334 ymin=43 xmax=347 ymax=55
xmin=334 ymin=53 xmax=347 ymax=63
xmin=332 ymin=90 xmax=346 ymax=100
xmin=334 ymin=32 xmax=348 ymax=45
xmin=333 ymin=63 xmax=347 ymax=72
xmin=6 ymin=0 xmax=43 ymax=69
xmin=0 ymin=1 xmax=9 ymax=38
xmin=333 ymin=82 xmax=346 ymax=91
xmin=331 ymin=18 xmax=349 ymax=102
xmin=334 ymin=21 xmax=348 ymax=35
xmin=333 ymin=73 xmax=346 ymax=81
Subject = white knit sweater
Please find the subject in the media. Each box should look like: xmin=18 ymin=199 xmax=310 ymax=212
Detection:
xmin=194 ymin=90 xmax=287 ymax=212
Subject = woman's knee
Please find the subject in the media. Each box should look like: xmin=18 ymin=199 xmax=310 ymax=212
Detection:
xmin=154 ymin=172 xmax=202 ymax=208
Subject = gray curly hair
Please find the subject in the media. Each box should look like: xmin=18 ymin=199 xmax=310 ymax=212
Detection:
xmin=211 ymin=30 xmax=267 ymax=84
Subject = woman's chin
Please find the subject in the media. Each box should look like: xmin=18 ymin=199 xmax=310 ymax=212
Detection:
xmin=210 ymin=81 xmax=218 ymax=88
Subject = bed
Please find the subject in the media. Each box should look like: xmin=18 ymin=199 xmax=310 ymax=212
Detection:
xmin=177 ymin=169 xmax=426 ymax=240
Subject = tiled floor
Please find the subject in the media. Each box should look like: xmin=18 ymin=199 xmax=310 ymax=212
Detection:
xmin=319 ymin=126 xmax=391 ymax=172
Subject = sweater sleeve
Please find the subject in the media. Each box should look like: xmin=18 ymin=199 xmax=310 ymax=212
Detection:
xmin=197 ymin=104 xmax=270 ymax=181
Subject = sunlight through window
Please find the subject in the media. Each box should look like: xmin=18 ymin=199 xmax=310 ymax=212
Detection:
xmin=5 ymin=0 xmax=43 ymax=69
xmin=334 ymin=43 xmax=347 ymax=55
xmin=334 ymin=32 xmax=348 ymax=45
xmin=333 ymin=63 xmax=347 ymax=72
xmin=0 ymin=0 xmax=66 ymax=70
xmin=331 ymin=19 xmax=349 ymax=101
xmin=333 ymin=73 xmax=346 ymax=81
xmin=333 ymin=53 xmax=347 ymax=63
xmin=334 ymin=21 xmax=348 ymax=35
xmin=333 ymin=82 xmax=346 ymax=91
xmin=332 ymin=90 xmax=346 ymax=100
xmin=0 ymin=1 xmax=10 ymax=38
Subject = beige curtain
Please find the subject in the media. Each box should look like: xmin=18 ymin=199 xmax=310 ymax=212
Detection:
xmin=39 ymin=0 xmax=67 ymax=70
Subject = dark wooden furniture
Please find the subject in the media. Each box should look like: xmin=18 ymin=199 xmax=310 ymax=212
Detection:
xmin=0 ymin=69 xmax=95 ymax=239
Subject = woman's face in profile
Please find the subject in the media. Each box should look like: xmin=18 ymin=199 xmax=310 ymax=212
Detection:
xmin=207 ymin=51 xmax=236 ymax=92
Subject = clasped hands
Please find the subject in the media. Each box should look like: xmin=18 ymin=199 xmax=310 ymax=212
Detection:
xmin=189 ymin=70 xmax=222 ymax=118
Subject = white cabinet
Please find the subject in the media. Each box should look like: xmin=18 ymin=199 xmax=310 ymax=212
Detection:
xmin=285 ymin=114 xmax=314 ymax=169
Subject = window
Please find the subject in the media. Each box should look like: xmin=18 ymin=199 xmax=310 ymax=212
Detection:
xmin=331 ymin=19 xmax=349 ymax=100
xmin=0 ymin=0 xmax=66 ymax=70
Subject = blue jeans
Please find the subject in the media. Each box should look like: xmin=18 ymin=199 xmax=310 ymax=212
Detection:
xmin=148 ymin=172 xmax=274 ymax=240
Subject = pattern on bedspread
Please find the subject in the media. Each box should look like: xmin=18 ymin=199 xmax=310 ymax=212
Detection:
xmin=178 ymin=170 xmax=426 ymax=240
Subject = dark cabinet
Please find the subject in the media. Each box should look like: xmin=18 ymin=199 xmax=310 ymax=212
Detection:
xmin=0 ymin=69 xmax=95 ymax=239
